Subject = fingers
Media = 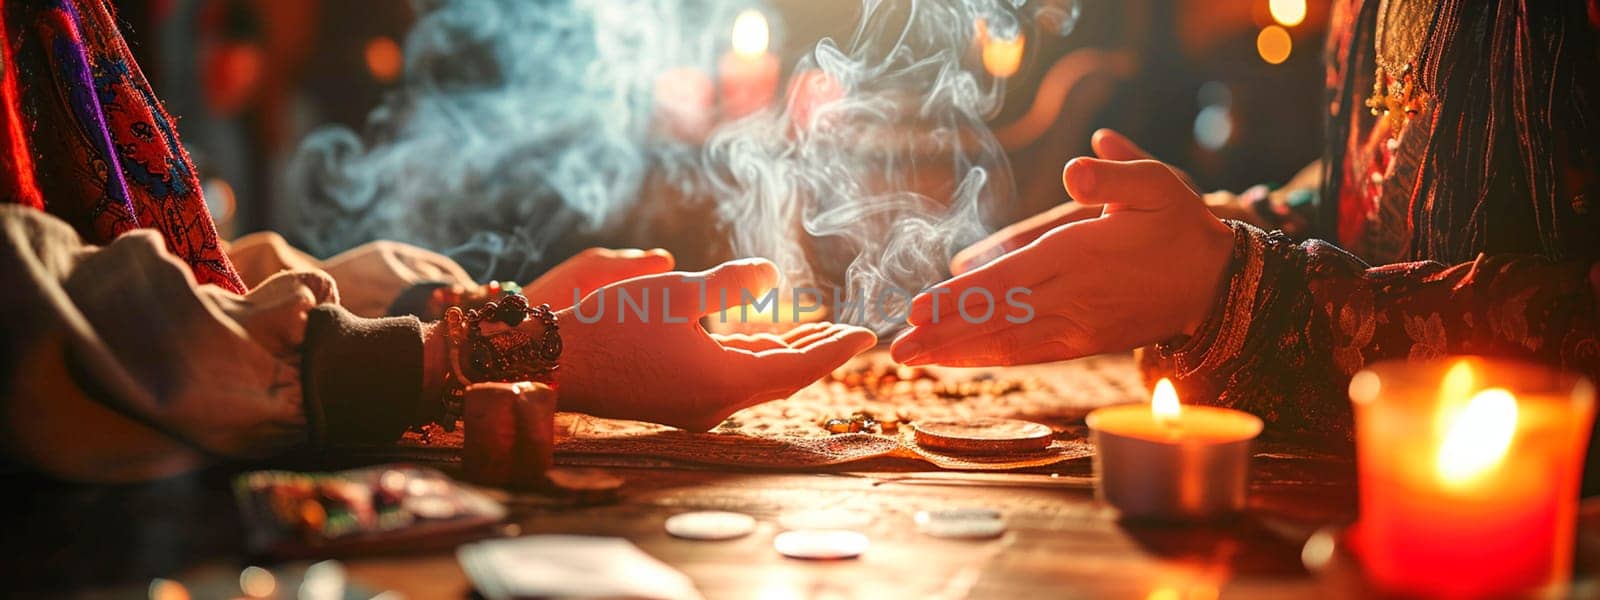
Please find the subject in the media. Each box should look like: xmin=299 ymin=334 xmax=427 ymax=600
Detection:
xmin=712 ymin=333 xmax=789 ymax=352
xmin=602 ymin=257 xmax=780 ymax=322
xmin=1062 ymin=158 xmax=1195 ymax=213
xmin=236 ymin=270 xmax=335 ymax=355
xmin=1090 ymin=128 xmax=1154 ymax=161
xmin=919 ymin=340 xmax=1080 ymax=367
xmin=728 ymin=324 xmax=877 ymax=393
xmin=949 ymin=201 xmax=1101 ymax=275
xmin=781 ymin=322 xmax=832 ymax=343
xmin=892 ymin=316 xmax=1081 ymax=367
xmin=909 ymin=246 xmax=1052 ymax=327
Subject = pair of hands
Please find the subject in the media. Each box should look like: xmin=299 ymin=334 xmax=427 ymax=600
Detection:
xmin=511 ymin=128 xmax=1231 ymax=428
xmin=890 ymin=129 xmax=1235 ymax=367
xmin=518 ymin=250 xmax=876 ymax=431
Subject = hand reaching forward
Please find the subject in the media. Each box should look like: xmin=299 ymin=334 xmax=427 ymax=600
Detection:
xmin=949 ymin=129 xmax=1195 ymax=275
xmin=554 ymin=258 xmax=877 ymax=430
xmin=522 ymin=247 xmax=677 ymax=310
xmin=889 ymin=157 xmax=1234 ymax=367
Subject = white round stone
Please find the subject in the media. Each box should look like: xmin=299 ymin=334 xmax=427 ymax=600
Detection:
xmin=773 ymin=529 xmax=869 ymax=560
xmin=664 ymin=511 xmax=757 ymax=540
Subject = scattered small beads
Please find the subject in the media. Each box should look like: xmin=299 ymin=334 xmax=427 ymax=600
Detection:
xmin=816 ymin=364 xmax=1042 ymax=435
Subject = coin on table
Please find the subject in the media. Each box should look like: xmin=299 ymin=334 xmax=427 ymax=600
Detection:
xmin=773 ymin=529 xmax=870 ymax=559
xmin=544 ymin=468 xmax=624 ymax=504
xmin=914 ymin=508 xmax=1006 ymax=539
xmin=912 ymin=417 xmax=1053 ymax=454
xmin=665 ymin=511 xmax=757 ymax=540
xmin=777 ymin=509 xmax=874 ymax=531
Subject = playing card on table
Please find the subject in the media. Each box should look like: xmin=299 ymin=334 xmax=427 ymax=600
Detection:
xmin=458 ymin=535 xmax=702 ymax=600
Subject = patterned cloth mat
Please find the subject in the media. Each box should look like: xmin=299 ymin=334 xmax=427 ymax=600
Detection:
xmin=386 ymin=352 xmax=1147 ymax=471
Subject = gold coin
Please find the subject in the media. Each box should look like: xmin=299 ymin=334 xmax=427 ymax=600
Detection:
xmin=912 ymin=418 xmax=1053 ymax=454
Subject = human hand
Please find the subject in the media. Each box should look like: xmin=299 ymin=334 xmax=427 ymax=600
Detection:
xmin=949 ymin=129 xmax=1197 ymax=275
xmin=553 ymin=258 xmax=877 ymax=430
xmin=889 ymin=156 xmax=1233 ymax=367
xmin=521 ymin=248 xmax=676 ymax=310
xmin=217 ymin=269 xmax=338 ymax=357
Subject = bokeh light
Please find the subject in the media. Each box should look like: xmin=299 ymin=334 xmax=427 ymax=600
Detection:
xmin=202 ymin=177 xmax=237 ymax=223
xmin=365 ymin=36 xmax=403 ymax=83
xmin=1256 ymin=25 xmax=1292 ymax=65
xmin=239 ymin=565 xmax=276 ymax=598
xmin=982 ymin=32 xmax=1026 ymax=79
xmin=148 ymin=579 xmax=190 ymax=600
xmin=1194 ymin=105 xmax=1233 ymax=150
xmin=1269 ymin=0 xmax=1307 ymax=27
xmin=731 ymin=10 xmax=770 ymax=57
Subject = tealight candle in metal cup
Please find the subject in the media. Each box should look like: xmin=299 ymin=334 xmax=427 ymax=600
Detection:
xmin=1086 ymin=379 xmax=1264 ymax=520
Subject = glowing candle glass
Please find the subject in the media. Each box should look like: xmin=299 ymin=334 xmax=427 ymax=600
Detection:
xmin=1349 ymin=357 xmax=1595 ymax=597
xmin=974 ymin=18 xmax=1025 ymax=79
xmin=718 ymin=10 xmax=779 ymax=120
xmin=1087 ymin=379 xmax=1264 ymax=519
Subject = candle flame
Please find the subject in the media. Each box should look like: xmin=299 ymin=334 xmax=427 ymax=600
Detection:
xmin=731 ymin=10 xmax=770 ymax=58
xmin=1152 ymin=378 xmax=1181 ymax=425
xmin=1440 ymin=359 xmax=1476 ymax=402
xmin=1435 ymin=388 xmax=1518 ymax=486
xmin=976 ymin=19 xmax=1025 ymax=79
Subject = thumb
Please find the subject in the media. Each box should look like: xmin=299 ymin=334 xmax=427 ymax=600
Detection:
xmin=1090 ymin=128 xmax=1154 ymax=161
xmin=1062 ymin=158 xmax=1195 ymax=212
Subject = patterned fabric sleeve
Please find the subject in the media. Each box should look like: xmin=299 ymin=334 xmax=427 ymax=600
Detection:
xmin=3 ymin=0 xmax=245 ymax=292
xmin=1144 ymin=221 xmax=1600 ymax=440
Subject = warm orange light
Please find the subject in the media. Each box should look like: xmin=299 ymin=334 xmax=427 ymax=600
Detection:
xmin=1436 ymin=388 xmax=1518 ymax=486
xmin=1269 ymin=0 xmax=1307 ymax=27
xmin=239 ymin=566 xmax=276 ymax=598
xmin=149 ymin=579 xmax=191 ymax=600
xmin=1152 ymin=378 xmax=1181 ymax=425
xmin=365 ymin=36 xmax=404 ymax=83
xmin=732 ymin=10 xmax=770 ymax=58
xmin=981 ymin=30 xmax=1026 ymax=79
xmin=1255 ymin=26 xmax=1292 ymax=65
xmin=1433 ymin=359 xmax=1478 ymax=432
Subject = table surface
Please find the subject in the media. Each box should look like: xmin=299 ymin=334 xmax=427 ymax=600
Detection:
xmin=3 ymin=354 xmax=1582 ymax=598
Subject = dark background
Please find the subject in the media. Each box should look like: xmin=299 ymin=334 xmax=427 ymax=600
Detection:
xmin=114 ymin=0 xmax=1328 ymax=273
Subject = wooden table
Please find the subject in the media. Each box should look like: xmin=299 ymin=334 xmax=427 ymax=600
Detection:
xmin=0 ymin=354 xmax=1375 ymax=598
xmin=339 ymin=457 xmax=1356 ymax=599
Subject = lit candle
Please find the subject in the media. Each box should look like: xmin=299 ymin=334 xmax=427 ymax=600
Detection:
xmin=1086 ymin=378 xmax=1263 ymax=519
xmin=718 ymin=10 xmax=779 ymax=120
xmin=1349 ymin=357 xmax=1595 ymax=597
xmin=975 ymin=18 xmax=1025 ymax=79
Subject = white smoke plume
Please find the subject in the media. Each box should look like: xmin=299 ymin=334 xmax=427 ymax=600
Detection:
xmin=288 ymin=0 xmax=1072 ymax=333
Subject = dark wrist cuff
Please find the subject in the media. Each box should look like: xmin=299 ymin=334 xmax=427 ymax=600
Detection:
xmin=302 ymin=305 xmax=428 ymax=447
xmin=1156 ymin=220 xmax=1267 ymax=376
xmin=387 ymin=281 xmax=456 ymax=318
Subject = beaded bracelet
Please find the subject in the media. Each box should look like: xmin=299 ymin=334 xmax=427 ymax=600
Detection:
xmin=418 ymin=280 xmax=525 ymax=321
xmin=435 ymin=293 xmax=561 ymax=430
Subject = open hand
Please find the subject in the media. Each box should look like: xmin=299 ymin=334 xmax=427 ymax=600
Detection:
xmin=554 ymin=258 xmax=877 ymax=430
xmin=889 ymin=156 xmax=1233 ymax=367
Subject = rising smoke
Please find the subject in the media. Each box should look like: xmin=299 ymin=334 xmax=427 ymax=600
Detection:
xmin=287 ymin=0 xmax=1074 ymax=333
